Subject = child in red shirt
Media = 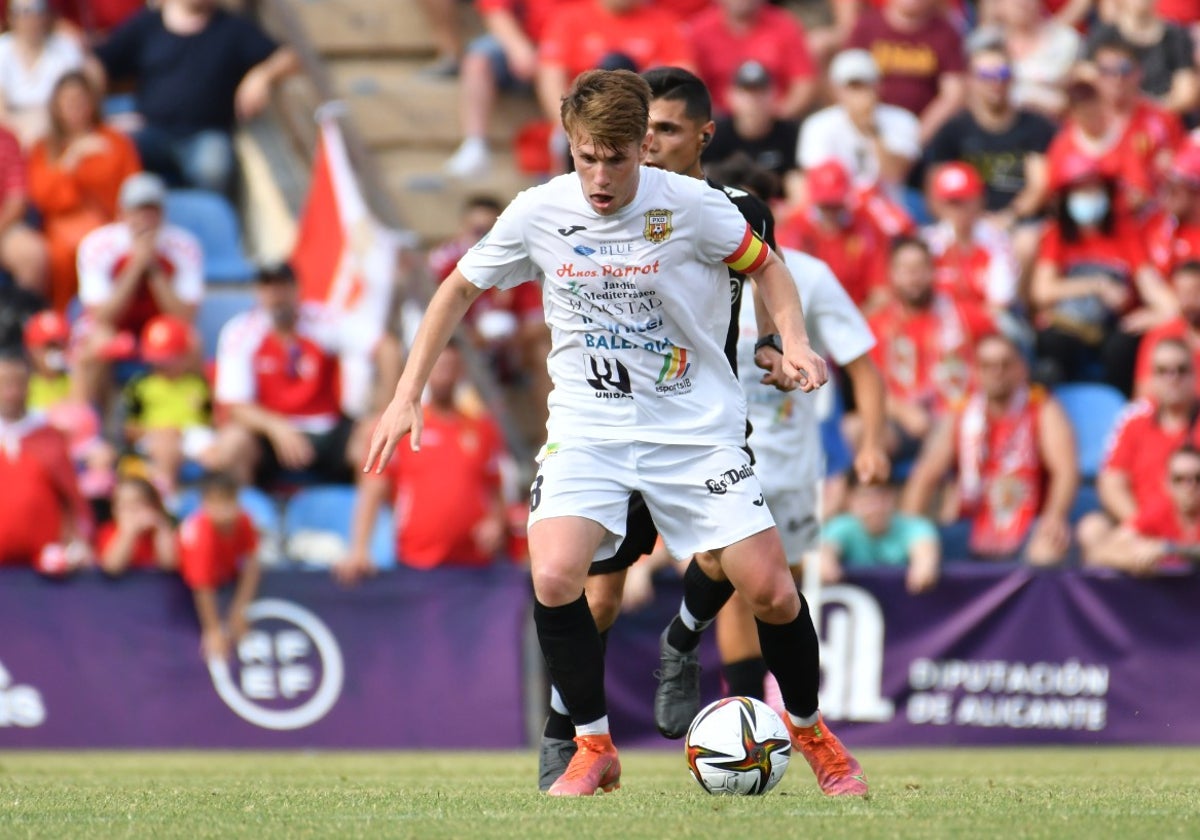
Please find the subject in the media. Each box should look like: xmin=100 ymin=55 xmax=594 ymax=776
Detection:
xmin=95 ymin=476 xmax=176 ymax=575
xmin=178 ymin=472 xmax=260 ymax=661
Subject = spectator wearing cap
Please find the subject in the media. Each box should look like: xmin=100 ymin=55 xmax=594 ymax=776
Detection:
xmin=443 ymin=0 xmax=572 ymax=179
xmin=922 ymin=39 xmax=1055 ymax=277
xmin=1144 ymin=142 xmax=1200 ymax=278
xmin=1085 ymin=0 xmax=1199 ymax=116
xmin=1133 ymin=261 xmax=1200 ymax=398
xmin=685 ymin=0 xmax=817 ymax=119
xmin=702 ymin=61 xmax=800 ymax=202
xmin=798 ymin=49 xmax=920 ymax=219
xmin=1031 ymin=154 xmax=1174 ymax=396
xmin=23 ymin=308 xmax=71 ymax=411
xmin=209 ymin=263 xmax=359 ymax=488
xmin=0 ymin=0 xmax=84 ymax=148
xmin=0 ymin=120 xmax=48 ymax=297
xmin=923 ymin=162 xmax=1018 ymax=314
xmin=903 ymin=332 xmax=1077 ymax=564
xmin=73 ymin=171 xmax=203 ymax=406
xmin=89 ymin=0 xmax=299 ymax=195
xmin=28 ymin=70 xmax=142 ymax=312
xmin=987 ymin=0 xmax=1081 ymax=117
xmin=121 ymin=314 xmax=213 ymax=500
xmin=776 ymin=158 xmax=891 ymax=313
xmin=0 ymin=348 xmax=91 ymax=571
xmin=535 ymin=0 xmax=693 ymax=129
xmin=845 ymin=0 xmax=966 ymax=143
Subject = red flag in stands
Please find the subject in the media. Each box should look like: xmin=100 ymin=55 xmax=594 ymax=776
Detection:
xmin=290 ymin=104 xmax=410 ymax=415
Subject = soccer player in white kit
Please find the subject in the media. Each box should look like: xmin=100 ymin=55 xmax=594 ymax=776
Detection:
xmin=365 ymin=69 xmax=833 ymax=796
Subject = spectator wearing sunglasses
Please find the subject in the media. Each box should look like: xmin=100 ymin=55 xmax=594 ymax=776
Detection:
xmin=922 ymin=39 xmax=1054 ymax=277
xmin=1133 ymin=261 xmax=1200 ymax=398
xmin=1081 ymin=444 xmax=1200 ymax=573
xmin=987 ymin=0 xmax=1081 ymax=118
xmin=1086 ymin=0 xmax=1199 ymax=116
xmin=1077 ymin=338 xmax=1200 ymax=557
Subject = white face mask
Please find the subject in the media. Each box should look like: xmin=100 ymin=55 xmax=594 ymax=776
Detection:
xmin=1066 ymin=191 xmax=1110 ymax=226
xmin=43 ymin=348 xmax=66 ymax=373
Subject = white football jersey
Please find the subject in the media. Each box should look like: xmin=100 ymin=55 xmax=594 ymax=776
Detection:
xmin=737 ymin=248 xmax=875 ymax=493
xmin=458 ymin=166 xmax=768 ymax=446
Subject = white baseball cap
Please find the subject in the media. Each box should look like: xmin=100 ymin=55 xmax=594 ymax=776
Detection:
xmin=118 ymin=172 xmax=167 ymax=211
xmin=830 ymin=49 xmax=880 ymax=86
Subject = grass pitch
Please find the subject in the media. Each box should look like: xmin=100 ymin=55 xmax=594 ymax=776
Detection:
xmin=1 ymin=748 xmax=1197 ymax=839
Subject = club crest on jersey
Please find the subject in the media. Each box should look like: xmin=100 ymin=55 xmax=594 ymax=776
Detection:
xmin=643 ymin=209 xmax=673 ymax=244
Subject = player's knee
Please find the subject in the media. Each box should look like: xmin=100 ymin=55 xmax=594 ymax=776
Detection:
xmin=531 ymin=564 xmax=586 ymax=607
xmin=589 ymin=595 xmax=621 ymax=632
xmin=743 ymin=581 xmax=800 ymax=625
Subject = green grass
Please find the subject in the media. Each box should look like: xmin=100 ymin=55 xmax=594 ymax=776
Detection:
xmin=0 ymin=749 xmax=1197 ymax=839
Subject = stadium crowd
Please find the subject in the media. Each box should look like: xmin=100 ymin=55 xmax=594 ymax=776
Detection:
xmin=3 ymin=0 xmax=1200 ymax=653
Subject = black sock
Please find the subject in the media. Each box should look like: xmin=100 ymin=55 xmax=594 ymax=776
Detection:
xmin=544 ymin=627 xmax=612 ymax=740
xmin=534 ymin=595 xmax=607 ymax=727
xmin=666 ymin=559 xmax=735 ymax=653
xmin=723 ymin=657 xmax=768 ymax=700
xmin=755 ymin=593 xmax=820 ymax=719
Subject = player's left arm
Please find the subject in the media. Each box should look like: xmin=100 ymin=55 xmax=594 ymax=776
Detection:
xmin=745 ymin=250 xmax=827 ymax=392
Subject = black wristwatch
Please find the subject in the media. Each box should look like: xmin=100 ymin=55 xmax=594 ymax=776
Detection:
xmin=754 ymin=334 xmax=784 ymax=354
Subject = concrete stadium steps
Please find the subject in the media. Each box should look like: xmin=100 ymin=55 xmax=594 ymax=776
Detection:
xmin=378 ymin=148 xmax=539 ymax=244
xmin=288 ymin=0 xmax=439 ymax=58
xmin=329 ymin=60 xmax=542 ymax=150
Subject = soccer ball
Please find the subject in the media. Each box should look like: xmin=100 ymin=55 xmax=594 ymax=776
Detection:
xmin=684 ymin=696 xmax=792 ymax=795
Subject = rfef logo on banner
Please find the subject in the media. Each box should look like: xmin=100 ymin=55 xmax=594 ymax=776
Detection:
xmin=0 ymin=659 xmax=45 ymax=728
xmin=208 ymin=599 xmax=344 ymax=730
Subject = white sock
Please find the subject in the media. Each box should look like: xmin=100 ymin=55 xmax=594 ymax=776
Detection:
xmin=788 ymin=711 xmax=820 ymax=728
xmin=550 ymin=686 xmax=568 ymax=716
xmin=575 ymin=715 xmax=609 ymax=737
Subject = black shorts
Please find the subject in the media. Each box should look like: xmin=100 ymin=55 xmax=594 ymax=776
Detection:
xmin=588 ymin=491 xmax=659 ymax=576
xmin=255 ymin=415 xmax=355 ymax=487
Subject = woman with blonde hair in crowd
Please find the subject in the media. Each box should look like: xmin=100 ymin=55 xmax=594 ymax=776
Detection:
xmin=27 ymin=69 xmax=141 ymax=311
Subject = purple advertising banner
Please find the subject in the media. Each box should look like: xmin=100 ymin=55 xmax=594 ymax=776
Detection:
xmin=0 ymin=567 xmax=530 ymax=748
xmin=606 ymin=566 xmax=1200 ymax=746
xmin=2 ymin=565 xmax=1198 ymax=748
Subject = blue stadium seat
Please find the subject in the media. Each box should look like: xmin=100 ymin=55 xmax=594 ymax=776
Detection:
xmin=196 ymin=289 xmax=256 ymax=359
xmin=284 ymin=485 xmax=395 ymax=569
xmin=164 ymin=189 xmax=255 ymax=284
xmin=1053 ymin=383 xmax=1128 ymax=480
xmin=1070 ymin=482 xmax=1101 ymax=524
xmin=103 ymin=93 xmax=137 ymax=118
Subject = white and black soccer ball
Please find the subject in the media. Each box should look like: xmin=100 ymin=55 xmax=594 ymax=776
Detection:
xmin=685 ymin=696 xmax=792 ymax=795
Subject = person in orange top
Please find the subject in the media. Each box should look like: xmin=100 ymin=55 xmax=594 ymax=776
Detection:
xmin=27 ymin=70 xmax=141 ymax=312
xmin=95 ymin=475 xmax=176 ymax=575
xmin=903 ymin=333 xmax=1078 ymax=564
xmin=178 ymin=471 xmax=260 ymax=661
xmin=868 ymin=236 xmax=997 ymax=461
xmin=334 ymin=342 xmax=508 ymax=583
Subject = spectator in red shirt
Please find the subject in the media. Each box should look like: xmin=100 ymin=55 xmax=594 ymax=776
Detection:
xmin=95 ymin=475 xmax=176 ymax=575
xmin=923 ymin=161 xmax=1018 ymax=313
xmin=867 ymin=236 xmax=997 ymax=461
xmin=1083 ymin=444 xmax=1200 ymax=574
xmin=1078 ymin=338 xmax=1200 ymax=556
xmin=903 ymin=332 xmax=1077 ymax=563
xmin=1144 ymin=141 xmax=1200 ymax=277
xmin=845 ymin=0 xmax=967 ymax=143
xmin=535 ymin=0 xmax=694 ymax=126
xmin=0 ymin=348 xmax=90 ymax=569
xmin=178 ymin=471 xmax=259 ymax=661
xmin=776 ymin=158 xmax=890 ymax=312
xmin=686 ymin=0 xmax=817 ymax=119
xmin=444 ymin=0 xmax=571 ymax=179
xmin=211 ymin=262 xmax=359 ymax=488
xmin=335 ymin=343 xmax=508 ymax=582
xmin=0 ymin=122 xmax=48 ymax=297
xmin=73 ymin=172 xmax=204 ymax=406
xmin=1031 ymin=154 xmax=1175 ymax=396
xmin=1134 ymin=261 xmax=1200 ymax=397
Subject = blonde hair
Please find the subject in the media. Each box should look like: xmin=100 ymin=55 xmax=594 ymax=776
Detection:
xmin=560 ymin=69 xmax=650 ymax=153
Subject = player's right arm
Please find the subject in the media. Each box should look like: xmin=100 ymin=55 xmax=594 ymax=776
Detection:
xmin=745 ymin=250 xmax=827 ymax=392
xmin=365 ymin=270 xmax=485 ymax=472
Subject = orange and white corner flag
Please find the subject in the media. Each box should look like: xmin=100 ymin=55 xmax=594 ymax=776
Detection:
xmin=290 ymin=102 xmax=414 ymax=414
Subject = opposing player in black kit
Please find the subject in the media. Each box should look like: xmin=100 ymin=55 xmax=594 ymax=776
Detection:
xmin=538 ymin=66 xmax=867 ymax=797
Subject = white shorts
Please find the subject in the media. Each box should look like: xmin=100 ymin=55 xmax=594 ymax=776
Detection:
xmin=763 ymin=486 xmax=820 ymax=565
xmin=528 ymin=439 xmax=778 ymax=562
